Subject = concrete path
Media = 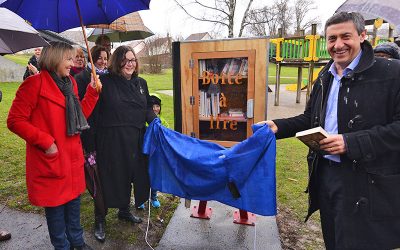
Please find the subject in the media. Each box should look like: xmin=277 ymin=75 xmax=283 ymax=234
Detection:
xmin=157 ymin=200 xmax=281 ymax=250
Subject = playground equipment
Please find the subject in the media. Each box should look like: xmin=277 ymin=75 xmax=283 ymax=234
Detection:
xmin=269 ymin=18 xmax=395 ymax=106
xmin=269 ymin=24 xmax=330 ymax=106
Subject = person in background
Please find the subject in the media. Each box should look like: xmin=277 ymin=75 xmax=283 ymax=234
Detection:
xmin=373 ymin=42 xmax=400 ymax=59
xmin=92 ymin=45 xmax=156 ymax=243
xmin=23 ymin=47 xmax=41 ymax=80
xmin=70 ymin=47 xmax=86 ymax=77
xmin=258 ymin=12 xmax=400 ymax=249
xmin=137 ymin=93 xmax=169 ymax=209
xmin=7 ymin=41 xmax=100 ymax=250
xmin=75 ymin=46 xmax=109 ymax=100
xmin=75 ymin=45 xmax=109 ymax=243
xmin=95 ymin=35 xmax=112 ymax=55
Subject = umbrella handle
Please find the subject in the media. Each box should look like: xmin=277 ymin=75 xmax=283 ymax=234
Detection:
xmin=75 ymin=0 xmax=101 ymax=93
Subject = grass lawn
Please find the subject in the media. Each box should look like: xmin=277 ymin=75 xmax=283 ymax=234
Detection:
xmin=0 ymin=68 xmax=321 ymax=247
xmin=4 ymin=54 xmax=32 ymax=66
xmin=0 ymin=78 xmax=178 ymax=246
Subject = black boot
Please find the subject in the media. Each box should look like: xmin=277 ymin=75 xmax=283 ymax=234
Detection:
xmin=118 ymin=207 xmax=142 ymax=224
xmin=94 ymin=204 xmax=107 ymax=242
xmin=94 ymin=217 xmax=106 ymax=242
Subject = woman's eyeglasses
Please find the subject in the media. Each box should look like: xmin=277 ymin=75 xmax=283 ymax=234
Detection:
xmin=123 ymin=58 xmax=137 ymax=65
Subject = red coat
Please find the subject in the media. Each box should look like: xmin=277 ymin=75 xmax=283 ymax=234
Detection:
xmin=7 ymin=70 xmax=99 ymax=207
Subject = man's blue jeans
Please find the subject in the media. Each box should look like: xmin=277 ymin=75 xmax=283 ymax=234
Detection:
xmin=44 ymin=196 xmax=84 ymax=250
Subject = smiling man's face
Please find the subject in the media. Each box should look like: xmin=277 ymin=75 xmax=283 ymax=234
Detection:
xmin=326 ymin=21 xmax=366 ymax=72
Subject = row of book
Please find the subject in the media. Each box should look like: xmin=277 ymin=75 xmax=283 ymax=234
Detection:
xmin=198 ymin=91 xmax=246 ymax=118
xmin=199 ymin=91 xmax=220 ymax=117
xmin=198 ymin=58 xmax=248 ymax=76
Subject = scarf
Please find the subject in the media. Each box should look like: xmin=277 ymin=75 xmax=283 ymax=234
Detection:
xmin=70 ymin=66 xmax=85 ymax=76
xmin=87 ymin=63 xmax=108 ymax=75
xmin=50 ymin=71 xmax=90 ymax=136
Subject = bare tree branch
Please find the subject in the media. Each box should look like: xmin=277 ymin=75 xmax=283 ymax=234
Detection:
xmin=173 ymin=0 xmax=255 ymax=38
xmin=238 ymin=0 xmax=254 ymax=37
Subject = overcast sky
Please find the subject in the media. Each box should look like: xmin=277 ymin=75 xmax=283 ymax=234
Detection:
xmin=139 ymin=0 xmax=347 ymax=39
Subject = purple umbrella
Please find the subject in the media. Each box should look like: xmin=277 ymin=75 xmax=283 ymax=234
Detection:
xmin=0 ymin=0 xmax=151 ymax=90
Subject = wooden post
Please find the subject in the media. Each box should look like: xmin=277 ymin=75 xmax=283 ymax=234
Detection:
xmin=296 ymin=66 xmax=302 ymax=103
xmin=74 ymin=0 xmax=101 ymax=92
xmin=306 ymin=24 xmax=317 ymax=103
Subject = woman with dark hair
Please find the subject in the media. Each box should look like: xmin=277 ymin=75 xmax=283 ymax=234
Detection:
xmin=75 ymin=45 xmax=109 ymax=100
xmin=7 ymin=41 xmax=99 ymax=250
xmin=92 ymin=45 xmax=156 ymax=242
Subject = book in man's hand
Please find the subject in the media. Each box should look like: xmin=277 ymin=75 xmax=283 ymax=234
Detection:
xmin=295 ymin=126 xmax=329 ymax=151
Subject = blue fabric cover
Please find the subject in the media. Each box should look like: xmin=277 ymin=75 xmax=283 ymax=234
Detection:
xmin=143 ymin=119 xmax=277 ymax=216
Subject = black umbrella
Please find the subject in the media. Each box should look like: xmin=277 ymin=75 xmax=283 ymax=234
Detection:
xmin=84 ymin=151 xmax=106 ymax=217
xmin=0 ymin=7 xmax=48 ymax=55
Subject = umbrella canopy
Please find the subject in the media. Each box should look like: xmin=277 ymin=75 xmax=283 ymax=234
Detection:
xmin=1 ymin=0 xmax=151 ymax=91
xmin=88 ymin=28 xmax=153 ymax=42
xmin=0 ymin=7 xmax=48 ymax=55
xmin=0 ymin=0 xmax=151 ymax=33
xmin=88 ymin=12 xmax=154 ymax=42
xmin=336 ymin=0 xmax=400 ymax=33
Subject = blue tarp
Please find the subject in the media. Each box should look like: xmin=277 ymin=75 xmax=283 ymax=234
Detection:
xmin=143 ymin=119 xmax=277 ymax=216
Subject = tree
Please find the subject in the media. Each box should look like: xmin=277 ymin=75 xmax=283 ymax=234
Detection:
xmin=142 ymin=35 xmax=172 ymax=73
xmin=274 ymin=0 xmax=293 ymax=36
xmin=173 ymin=0 xmax=255 ymax=38
xmin=293 ymin=0 xmax=319 ymax=35
xmin=245 ymin=7 xmax=278 ymax=37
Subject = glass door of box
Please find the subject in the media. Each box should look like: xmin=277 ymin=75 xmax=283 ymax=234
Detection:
xmin=192 ymin=50 xmax=255 ymax=147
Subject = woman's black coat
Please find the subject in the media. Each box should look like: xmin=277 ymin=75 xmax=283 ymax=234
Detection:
xmin=95 ymin=73 xmax=156 ymax=208
xmin=274 ymin=41 xmax=400 ymax=249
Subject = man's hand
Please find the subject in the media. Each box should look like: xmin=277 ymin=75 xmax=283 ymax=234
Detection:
xmin=256 ymin=120 xmax=278 ymax=133
xmin=45 ymin=143 xmax=58 ymax=155
xmin=319 ymin=134 xmax=347 ymax=155
xmin=27 ymin=63 xmax=38 ymax=74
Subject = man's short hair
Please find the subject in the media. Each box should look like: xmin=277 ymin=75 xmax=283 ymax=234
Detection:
xmin=95 ymin=35 xmax=111 ymax=46
xmin=325 ymin=12 xmax=365 ymax=35
xmin=39 ymin=41 xmax=74 ymax=72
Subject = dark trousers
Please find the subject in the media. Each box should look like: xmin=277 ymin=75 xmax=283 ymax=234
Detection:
xmin=317 ymin=158 xmax=347 ymax=250
xmin=44 ymin=196 xmax=84 ymax=250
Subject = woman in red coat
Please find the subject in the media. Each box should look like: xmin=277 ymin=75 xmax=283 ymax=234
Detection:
xmin=7 ymin=42 xmax=100 ymax=250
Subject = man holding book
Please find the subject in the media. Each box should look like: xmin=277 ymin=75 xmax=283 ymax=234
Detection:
xmin=259 ymin=12 xmax=400 ymax=250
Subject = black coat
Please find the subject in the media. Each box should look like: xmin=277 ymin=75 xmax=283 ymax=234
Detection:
xmin=23 ymin=55 xmax=39 ymax=80
xmin=274 ymin=41 xmax=400 ymax=249
xmin=95 ymin=74 xmax=156 ymax=208
xmin=75 ymin=67 xmax=98 ymax=153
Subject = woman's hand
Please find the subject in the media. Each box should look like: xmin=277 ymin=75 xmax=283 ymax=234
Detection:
xmin=256 ymin=120 xmax=278 ymax=133
xmin=45 ymin=143 xmax=58 ymax=155
xmin=90 ymin=74 xmax=102 ymax=92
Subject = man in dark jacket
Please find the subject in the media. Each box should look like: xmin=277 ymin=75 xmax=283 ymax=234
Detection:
xmin=23 ymin=47 xmax=41 ymax=80
xmin=259 ymin=12 xmax=400 ymax=249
